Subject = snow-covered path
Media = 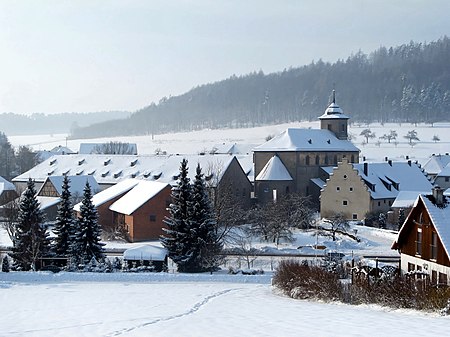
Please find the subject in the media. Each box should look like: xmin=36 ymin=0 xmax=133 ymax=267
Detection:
xmin=1 ymin=272 xmax=449 ymax=336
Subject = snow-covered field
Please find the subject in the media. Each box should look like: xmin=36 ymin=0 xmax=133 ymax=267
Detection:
xmin=9 ymin=121 xmax=450 ymax=164
xmin=1 ymin=271 xmax=449 ymax=337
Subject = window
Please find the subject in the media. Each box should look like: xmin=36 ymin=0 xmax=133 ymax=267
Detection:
xmin=432 ymin=270 xmax=437 ymax=284
xmin=352 ymin=213 xmax=358 ymax=220
xmin=343 ymin=174 xmax=348 ymax=179
xmin=349 ymin=187 xmax=353 ymax=192
xmin=416 ymin=228 xmax=422 ymax=256
xmin=439 ymin=272 xmax=448 ymax=285
xmin=149 ymin=215 xmax=156 ymax=222
xmin=285 ymin=186 xmax=290 ymax=194
xmin=305 ymin=155 xmax=310 ymax=165
xmin=351 ymin=155 xmax=355 ymax=163
xmin=324 ymin=156 xmax=329 ymax=165
xmin=336 ymin=186 xmax=340 ymax=191
xmin=446 ymin=177 xmax=449 ymax=182
xmin=378 ymin=201 xmax=381 ymax=207
xmin=408 ymin=263 xmax=415 ymax=272
xmin=341 ymin=124 xmax=345 ymax=132
xmin=334 ymin=155 xmax=338 ymax=165
xmin=431 ymin=231 xmax=437 ymax=260
xmin=315 ymin=155 xmax=320 ymax=165
xmin=342 ymin=200 xmax=348 ymax=206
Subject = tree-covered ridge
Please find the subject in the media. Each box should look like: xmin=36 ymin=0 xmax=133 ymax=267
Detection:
xmin=70 ymin=37 xmax=450 ymax=138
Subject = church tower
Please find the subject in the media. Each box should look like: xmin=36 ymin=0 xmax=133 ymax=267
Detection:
xmin=319 ymin=90 xmax=349 ymax=140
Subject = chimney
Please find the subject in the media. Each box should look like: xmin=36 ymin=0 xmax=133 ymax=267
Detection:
xmin=408 ymin=160 xmax=411 ymax=166
xmin=385 ymin=157 xmax=388 ymax=161
xmin=406 ymin=155 xmax=409 ymax=160
xmin=388 ymin=160 xmax=392 ymax=166
xmin=363 ymin=162 xmax=368 ymax=176
xmin=432 ymin=185 xmax=445 ymax=207
xmin=362 ymin=156 xmax=366 ymax=161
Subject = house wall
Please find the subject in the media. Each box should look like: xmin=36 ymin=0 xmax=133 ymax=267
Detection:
xmin=37 ymin=180 xmax=59 ymax=197
xmin=434 ymin=176 xmax=450 ymax=190
xmin=320 ymin=159 xmax=371 ymax=220
xmin=397 ymin=201 xmax=450 ymax=267
xmin=254 ymin=150 xmax=359 ymax=200
xmin=370 ymin=198 xmax=395 ymax=214
xmin=400 ymin=254 xmax=450 ymax=285
xmin=255 ymin=180 xmax=295 ymax=204
xmin=0 ymin=190 xmax=18 ymax=206
xmin=125 ymin=185 xmax=172 ymax=242
xmin=214 ymin=157 xmax=253 ymax=209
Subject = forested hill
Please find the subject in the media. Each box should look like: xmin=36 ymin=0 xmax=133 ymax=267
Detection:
xmin=71 ymin=37 xmax=450 ymax=139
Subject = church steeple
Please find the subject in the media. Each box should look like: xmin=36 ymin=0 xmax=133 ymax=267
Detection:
xmin=319 ymin=90 xmax=350 ymax=140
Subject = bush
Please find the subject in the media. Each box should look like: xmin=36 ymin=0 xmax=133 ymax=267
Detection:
xmin=273 ymin=260 xmax=450 ymax=313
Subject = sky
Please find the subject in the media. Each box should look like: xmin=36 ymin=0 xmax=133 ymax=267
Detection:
xmin=0 ymin=0 xmax=449 ymax=115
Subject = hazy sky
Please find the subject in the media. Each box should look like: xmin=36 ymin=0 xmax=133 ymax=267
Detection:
xmin=0 ymin=0 xmax=449 ymax=114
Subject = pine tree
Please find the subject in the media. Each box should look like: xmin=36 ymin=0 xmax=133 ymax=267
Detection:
xmin=71 ymin=182 xmax=105 ymax=265
xmin=190 ymin=163 xmax=222 ymax=272
xmin=160 ymin=159 xmax=194 ymax=272
xmin=53 ymin=175 xmax=75 ymax=257
xmin=2 ymin=255 xmax=10 ymax=272
xmin=9 ymin=178 xmax=49 ymax=271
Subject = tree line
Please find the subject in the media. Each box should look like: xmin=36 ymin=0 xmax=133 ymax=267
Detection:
xmin=71 ymin=37 xmax=450 ymax=139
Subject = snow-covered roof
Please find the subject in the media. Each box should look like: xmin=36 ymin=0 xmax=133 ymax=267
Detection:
xmin=255 ymin=155 xmax=293 ymax=181
xmin=253 ymin=128 xmax=359 ymax=152
xmin=420 ymin=194 xmax=450 ymax=258
xmin=37 ymin=196 xmax=61 ymax=211
xmin=39 ymin=175 xmax=99 ymax=197
xmin=123 ymin=245 xmax=168 ymax=261
xmin=391 ymin=191 xmax=429 ymax=208
xmin=73 ymin=178 xmax=139 ymax=212
xmin=109 ymin=181 xmax=170 ymax=215
xmin=422 ymin=154 xmax=450 ymax=176
xmin=353 ymin=162 xmax=432 ymax=199
xmin=211 ymin=143 xmax=257 ymax=155
xmin=0 ymin=176 xmax=15 ymax=194
xmin=50 ymin=145 xmax=75 ymax=155
xmin=311 ymin=178 xmax=326 ymax=189
xmin=13 ymin=153 xmax=252 ymax=187
xmin=319 ymin=102 xmax=350 ymax=120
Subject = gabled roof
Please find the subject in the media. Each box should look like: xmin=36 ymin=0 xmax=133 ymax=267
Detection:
xmin=253 ymin=128 xmax=359 ymax=152
xmin=39 ymin=175 xmax=99 ymax=197
xmin=109 ymin=181 xmax=170 ymax=215
xmin=353 ymin=162 xmax=432 ymax=199
xmin=73 ymin=178 xmax=139 ymax=212
xmin=391 ymin=191 xmax=429 ymax=209
xmin=256 ymin=155 xmax=293 ymax=181
xmin=422 ymin=154 xmax=450 ymax=176
xmin=13 ymin=153 xmax=252 ymax=187
xmin=212 ymin=143 xmax=257 ymax=155
xmin=0 ymin=176 xmax=15 ymax=194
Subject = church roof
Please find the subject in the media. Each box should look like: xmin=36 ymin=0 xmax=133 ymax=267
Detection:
xmin=319 ymin=90 xmax=349 ymax=120
xmin=253 ymin=128 xmax=359 ymax=152
xmin=255 ymin=155 xmax=293 ymax=181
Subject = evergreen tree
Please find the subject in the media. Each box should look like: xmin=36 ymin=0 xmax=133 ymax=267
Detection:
xmin=53 ymin=175 xmax=75 ymax=257
xmin=190 ymin=163 xmax=222 ymax=272
xmin=10 ymin=178 xmax=49 ymax=271
xmin=160 ymin=159 xmax=194 ymax=272
xmin=398 ymin=208 xmax=406 ymax=231
xmin=2 ymin=255 xmax=10 ymax=272
xmin=71 ymin=182 xmax=105 ymax=265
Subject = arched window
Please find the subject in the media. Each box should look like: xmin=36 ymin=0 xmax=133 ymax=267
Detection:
xmin=315 ymin=155 xmax=320 ymax=165
xmin=305 ymin=155 xmax=310 ymax=165
xmin=334 ymin=155 xmax=338 ymax=165
xmin=324 ymin=155 xmax=329 ymax=165
xmin=351 ymin=155 xmax=355 ymax=163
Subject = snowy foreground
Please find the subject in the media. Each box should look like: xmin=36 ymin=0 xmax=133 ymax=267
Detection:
xmin=1 ymin=272 xmax=449 ymax=337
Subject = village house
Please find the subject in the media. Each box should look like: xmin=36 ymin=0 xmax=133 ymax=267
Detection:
xmin=392 ymin=187 xmax=450 ymax=285
xmin=36 ymin=175 xmax=99 ymax=221
xmin=422 ymin=153 xmax=450 ymax=190
xmin=108 ymin=181 xmax=172 ymax=242
xmin=252 ymin=91 xmax=359 ymax=205
xmin=320 ymin=158 xmax=433 ymax=221
xmin=0 ymin=176 xmax=18 ymax=206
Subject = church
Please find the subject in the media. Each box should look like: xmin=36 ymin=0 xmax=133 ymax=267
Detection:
xmin=253 ymin=91 xmax=360 ymax=205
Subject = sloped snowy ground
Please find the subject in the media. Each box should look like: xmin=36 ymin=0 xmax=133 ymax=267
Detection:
xmin=1 ymin=271 xmax=449 ymax=337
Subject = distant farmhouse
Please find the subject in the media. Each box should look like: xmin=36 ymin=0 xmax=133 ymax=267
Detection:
xmin=253 ymin=91 xmax=359 ymax=204
xmin=422 ymin=153 xmax=450 ymax=191
xmin=393 ymin=187 xmax=450 ymax=285
xmin=320 ymin=159 xmax=433 ymax=220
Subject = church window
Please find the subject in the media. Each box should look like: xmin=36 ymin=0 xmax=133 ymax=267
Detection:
xmin=315 ymin=155 xmax=320 ymax=165
xmin=351 ymin=155 xmax=355 ymax=163
xmin=324 ymin=156 xmax=329 ymax=165
xmin=305 ymin=155 xmax=310 ymax=165
xmin=334 ymin=155 xmax=338 ymax=165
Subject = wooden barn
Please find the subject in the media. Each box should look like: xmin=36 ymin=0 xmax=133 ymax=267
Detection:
xmin=392 ymin=186 xmax=450 ymax=285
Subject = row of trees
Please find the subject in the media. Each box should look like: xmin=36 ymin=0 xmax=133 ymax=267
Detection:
xmin=0 ymin=132 xmax=39 ymax=180
xmin=360 ymin=129 xmax=423 ymax=144
xmin=8 ymin=177 xmax=104 ymax=271
xmin=71 ymin=37 xmax=450 ymax=139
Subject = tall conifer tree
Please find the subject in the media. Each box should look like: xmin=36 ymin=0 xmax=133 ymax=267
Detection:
xmin=10 ymin=178 xmax=49 ymax=271
xmin=71 ymin=182 xmax=105 ymax=264
xmin=53 ymin=175 xmax=75 ymax=257
xmin=161 ymin=159 xmax=194 ymax=272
